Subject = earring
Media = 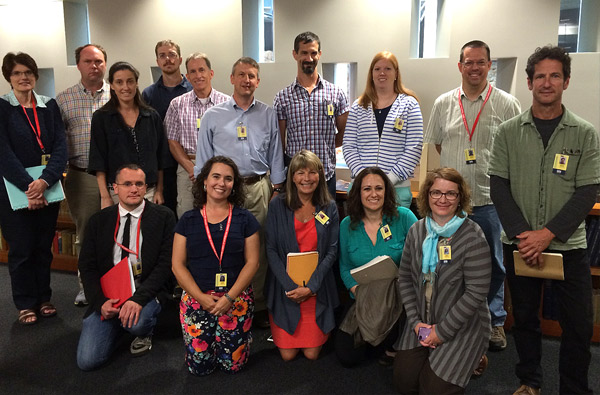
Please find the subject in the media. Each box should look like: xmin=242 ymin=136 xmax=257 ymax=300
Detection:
xmin=231 ymin=189 xmax=235 ymax=195
xmin=203 ymin=184 xmax=207 ymax=191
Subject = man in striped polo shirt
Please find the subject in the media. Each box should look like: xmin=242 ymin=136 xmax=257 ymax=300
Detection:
xmin=424 ymin=40 xmax=521 ymax=351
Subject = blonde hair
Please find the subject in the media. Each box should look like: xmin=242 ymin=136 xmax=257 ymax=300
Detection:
xmin=357 ymin=51 xmax=418 ymax=109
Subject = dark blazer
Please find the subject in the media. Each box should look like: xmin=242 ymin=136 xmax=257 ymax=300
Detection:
xmin=79 ymin=200 xmax=176 ymax=318
xmin=265 ymin=194 xmax=340 ymax=335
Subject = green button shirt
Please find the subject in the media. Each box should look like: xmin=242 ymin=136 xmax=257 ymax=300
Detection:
xmin=489 ymin=107 xmax=600 ymax=250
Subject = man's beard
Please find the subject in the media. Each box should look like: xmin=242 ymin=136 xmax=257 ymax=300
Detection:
xmin=302 ymin=61 xmax=317 ymax=74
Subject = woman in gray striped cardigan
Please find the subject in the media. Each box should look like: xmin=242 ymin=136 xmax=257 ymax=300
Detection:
xmin=393 ymin=168 xmax=491 ymax=393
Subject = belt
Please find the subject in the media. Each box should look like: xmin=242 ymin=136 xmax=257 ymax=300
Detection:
xmin=242 ymin=174 xmax=265 ymax=185
xmin=68 ymin=164 xmax=87 ymax=172
xmin=187 ymin=154 xmax=196 ymax=160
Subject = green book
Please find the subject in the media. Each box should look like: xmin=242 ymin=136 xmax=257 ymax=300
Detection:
xmin=3 ymin=165 xmax=65 ymax=210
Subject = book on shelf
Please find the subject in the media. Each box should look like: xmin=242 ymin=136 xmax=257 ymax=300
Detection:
xmin=513 ymin=251 xmax=564 ymax=280
xmin=286 ymin=251 xmax=318 ymax=286
xmin=350 ymin=255 xmax=398 ymax=285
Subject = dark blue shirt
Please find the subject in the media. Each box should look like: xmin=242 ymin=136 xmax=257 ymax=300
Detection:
xmin=142 ymin=75 xmax=192 ymax=120
xmin=174 ymin=206 xmax=260 ymax=292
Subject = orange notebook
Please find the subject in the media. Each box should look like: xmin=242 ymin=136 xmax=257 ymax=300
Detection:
xmin=100 ymin=257 xmax=136 ymax=309
xmin=286 ymin=251 xmax=319 ymax=286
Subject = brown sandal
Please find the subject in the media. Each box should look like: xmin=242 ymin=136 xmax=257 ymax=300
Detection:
xmin=18 ymin=309 xmax=38 ymax=325
xmin=471 ymin=354 xmax=488 ymax=378
xmin=39 ymin=302 xmax=57 ymax=318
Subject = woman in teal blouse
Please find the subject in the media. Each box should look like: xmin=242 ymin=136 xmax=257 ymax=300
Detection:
xmin=336 ymin=167 xmax=417 ymax=367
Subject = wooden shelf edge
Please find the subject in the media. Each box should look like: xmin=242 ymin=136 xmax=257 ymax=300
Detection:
xmin=0 ymin=250 xmax=78 ymax=273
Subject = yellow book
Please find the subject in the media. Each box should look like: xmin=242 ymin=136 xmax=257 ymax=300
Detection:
xmin=513 ymin=251 xmax=564 ymax=280
xmin=286 ymin=251 xmax=318 ymax=286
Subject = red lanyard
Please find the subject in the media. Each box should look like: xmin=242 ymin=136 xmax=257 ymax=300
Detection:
xmin=21 ymin=96 xmax=45 ymax=152
xmin=458 ymin=84 xmax=492 ymax=143
xmin=202 ymin=204 xmax=233 ymax=272
xmin=113 ymin=209 xmax=143 ymax=258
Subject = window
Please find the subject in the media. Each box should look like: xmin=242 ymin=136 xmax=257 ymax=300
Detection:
xmin=558 ymin=0 xmax=599 ymax=52
xmin=242 ymin=0 xmax=275 ymax=63
xmin=63 ymin=0 xmax=90 ymax=65
xmin=410 ymin=0 xmax=450 ymax=58
xmin=322 ymin=62 xmax=357 ymax=103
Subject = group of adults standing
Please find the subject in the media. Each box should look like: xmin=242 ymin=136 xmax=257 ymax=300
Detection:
xmin=0 ymin=29 xmax=598 ymax=395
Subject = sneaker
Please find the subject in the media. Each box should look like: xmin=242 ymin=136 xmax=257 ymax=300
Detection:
xmin=130 ymin=336 xmax=152 ymax=356
xmin=74 ymin=290 xmax=88 ymax=307
xmin=489 ymin=326 xmax=507 ymax=351
xmin=513 ymin=384 xmax=541 ymax=395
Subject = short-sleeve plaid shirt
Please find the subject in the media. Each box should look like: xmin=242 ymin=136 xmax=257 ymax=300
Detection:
xmin=164 ymin=89 xmax=230 ymax=154
xmin=274 ymin=75 xmax=349 ymax=179
xmin=56 ymin=81 xmax=110 ymax=168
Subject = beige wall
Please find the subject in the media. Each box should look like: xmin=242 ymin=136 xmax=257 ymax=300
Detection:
xmin=1 ymin=0 xmax=599 ymax=131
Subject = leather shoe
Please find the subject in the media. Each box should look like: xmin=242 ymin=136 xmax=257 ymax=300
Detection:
xmin=253 ymin=309 xmax=270 ymax=329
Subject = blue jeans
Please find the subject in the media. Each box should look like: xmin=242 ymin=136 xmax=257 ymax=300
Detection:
xmin=77 ymin=299 xmax=161 ymax=371
xmin=326 ymin=174 xmax=337 ymax=201
xmin=469 ymin=205 xmax=506 ymax=326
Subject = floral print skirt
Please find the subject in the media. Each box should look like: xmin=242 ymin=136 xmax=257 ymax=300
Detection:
xmin=180 ymin=287 xmax=254 ymax=376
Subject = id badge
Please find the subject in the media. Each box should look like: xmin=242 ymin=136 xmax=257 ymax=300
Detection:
xmin=315 ymin=211 xmax=330 ymax=226
xmin=439 ymin=245 xmax=451 ymax=263
xmin=41 ymin=154 xmax=51 ymax=165
xmin=394 ymin=117 xmax=403 ymax=132
xmin=552 ymin=154 xmax=569 ymax=175
xmin=132 ymin=260 xmax=142 ymax=277
xmin=327 ymin=103 xmax=334 ymax=116
xmin=380 ymin=224 xmax=392 ymax=241
xmin=464 ymin=148 xmax=476 ymax=164
xmin=237 ymin=126 xmax=247 ymax=141
xmin=215 ymin=272 xmax=228 ymax=291
xmin=196 ymin=118 xmax=202 ymax=129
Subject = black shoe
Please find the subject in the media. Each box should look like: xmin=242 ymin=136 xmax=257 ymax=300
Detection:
xmin=253 ymin=310 xmax=270 ymax=329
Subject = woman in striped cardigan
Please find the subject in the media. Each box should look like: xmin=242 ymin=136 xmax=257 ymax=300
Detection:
xmin=342 ymin=51 xmax=423 ymax=208
xmin=393 ymin=168 xmax=491 ymax=394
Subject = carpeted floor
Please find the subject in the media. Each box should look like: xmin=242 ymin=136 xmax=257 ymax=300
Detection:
xmin=0 ymin=265 xmax=598 ymax=394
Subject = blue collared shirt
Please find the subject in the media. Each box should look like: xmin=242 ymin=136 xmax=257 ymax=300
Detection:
xmin=194 ymin=97 xmax=285 ymax=184
xmin=142 ymin=75 xmax=192 ymax=120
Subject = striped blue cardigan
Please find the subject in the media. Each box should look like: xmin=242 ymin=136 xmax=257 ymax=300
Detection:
xmin=342 ymin=94 xmax=423 ymax=186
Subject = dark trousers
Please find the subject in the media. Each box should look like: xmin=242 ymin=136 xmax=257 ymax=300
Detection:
xmin=0 ymin=197 xmax=60 ymax=310
xmin=393 ymin=346 xmax=464 ymax=394
xmin=162 ymin=163 xmax=178 ymax=219
xmin=334 ymin=299 xmax=400 ymax=368
xmin=504 ymin=243 xmax=593 ymax=394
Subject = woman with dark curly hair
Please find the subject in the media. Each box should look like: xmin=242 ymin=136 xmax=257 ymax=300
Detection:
xmin=0 ymin=52 xmax=67 ymax=325
xmin=393 ymin=167 xmax=491 ymax=394
xmin=171 ymin=156 xmax=260 ymax=376
xmin=336 ymin=167 xmax=417 ymax=367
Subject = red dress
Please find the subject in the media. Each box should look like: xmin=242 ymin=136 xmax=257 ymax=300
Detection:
xmin=270 ymin=217 xmax=329 ymax=348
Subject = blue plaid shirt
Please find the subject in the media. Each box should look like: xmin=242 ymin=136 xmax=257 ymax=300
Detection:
xmin=274 ymin=75 xmax=349 ymax=180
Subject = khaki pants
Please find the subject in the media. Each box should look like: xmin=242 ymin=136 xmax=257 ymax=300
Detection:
xmin=242 ymin=175 xmax=272 ymax=312
xmin=176 ymin=161 xmax=195 ymax=218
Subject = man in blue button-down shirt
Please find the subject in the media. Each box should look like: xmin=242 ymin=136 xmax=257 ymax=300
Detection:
xmin=195 ymin=57 xmax=285 ymax=326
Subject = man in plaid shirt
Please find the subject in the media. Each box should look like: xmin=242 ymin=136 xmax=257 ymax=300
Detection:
xmin=56 ymin=44 xmax=110 ymax=307
xmin=274 ymin=31 xmax=349 ymax=198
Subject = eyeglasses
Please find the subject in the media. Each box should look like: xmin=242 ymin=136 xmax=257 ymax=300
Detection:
xmin=429 ymin=190 xmax=459 ymax=201
xmin=461 ymin=60 xmax=488 ymax=69
xmin=157 ymin=52 xmax=179 ymax=60
xmin=115 ymin=182 xmax=146 ymax=188
xmin=11 ymin=70 xmax=34 ymax=78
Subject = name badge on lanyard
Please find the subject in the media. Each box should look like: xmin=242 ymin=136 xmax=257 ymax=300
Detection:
xmin=394 ymin=117 xmax=403 ymax=132
xmin=327 ymin=103 xmax=334 ymax=116
xmin=458 ymin=85 xmax=492 ymax=161
xmin=237 ymin=125 xmax=247 ymax=141
xmin=203 ymin=204 xmax=233 ymax=292
xmin=439 ymin=245 xmax=452 ymax=263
